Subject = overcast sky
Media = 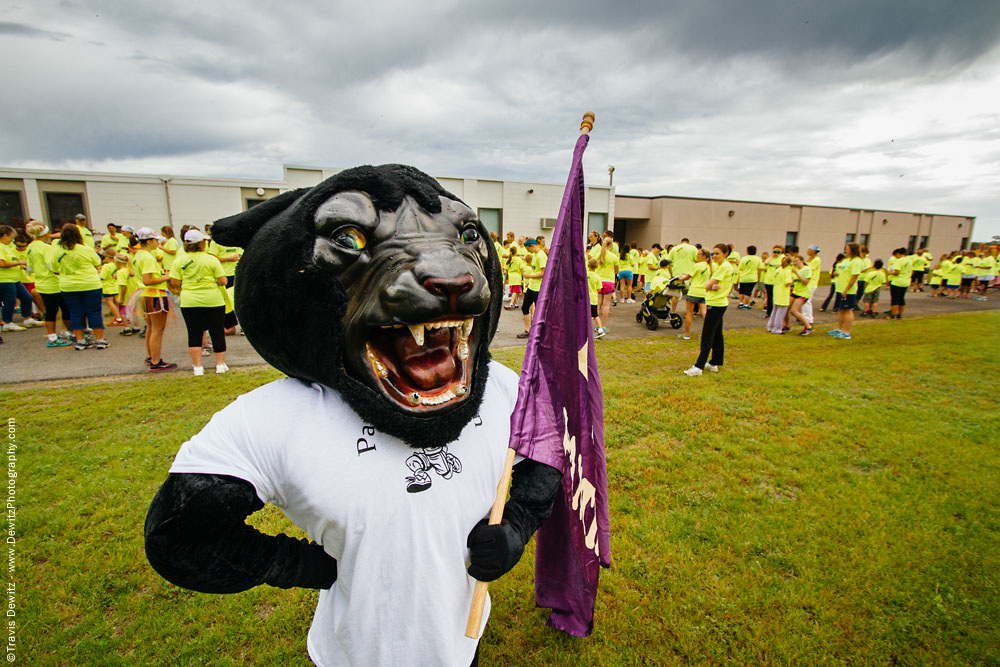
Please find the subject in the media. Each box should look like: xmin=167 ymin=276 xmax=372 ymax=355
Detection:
xmin=3 ymin=0 xmax=1000 ymax=241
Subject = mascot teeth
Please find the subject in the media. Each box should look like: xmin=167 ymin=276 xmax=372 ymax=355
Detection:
xmin=407 ymin=324 xmax=425 ymax=347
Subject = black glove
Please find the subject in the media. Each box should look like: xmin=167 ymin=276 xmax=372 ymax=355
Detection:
xmin=145 ymin=473 xmax=338 ymax=593
xmin=466 ymin=459 xmax=562 ymax=582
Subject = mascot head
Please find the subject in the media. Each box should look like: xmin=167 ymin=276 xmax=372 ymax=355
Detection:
xmin=212 ymin=165 xmax=503 ymax=449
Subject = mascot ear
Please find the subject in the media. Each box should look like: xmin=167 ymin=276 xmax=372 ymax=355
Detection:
xmin=212 ymin=187 xmax=308 ymax=248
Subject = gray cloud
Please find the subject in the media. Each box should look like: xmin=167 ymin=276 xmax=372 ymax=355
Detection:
xmin=0 ymin=20 xmax=70 ymax=40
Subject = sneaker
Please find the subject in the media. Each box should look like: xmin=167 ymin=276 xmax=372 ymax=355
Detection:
xmin=2 ymin=323 xmax=26 ymax=332
xmin=148 ymin=360 xmax=178 ymax=372
xmin=516 ymin=331 xmax=530 ymax=339
xmin=705 ymin=363 xmax=719 ymax=372
xmin=799 ymin=328 xmax=815 ymax=336
xmin=46 ymin=337 xmax=71 ymax=347
xmin=120 ymin=327 xmax=135 ymax=336
xmin=145 ymin=357 xmax=152 ymax=367
xmin=95 ymin=339 xmax=110 ymax=350
xmin=678 ymin=334 xmax=690 ymax=340
xmin=21 ymin=318 xmax=43 ymax=328
xmin=834 ymin=332 xmax=852 ymax=340
xmin=203 ymin=342 xmax=214 ymax=352
xmin=215 ymin=363 xmax=229 ymax=374
xmin=74 ymin=340 xmax=95 ymax=350
xmin=192 ymin=366 xmax=205 ymax=376
xmin=826 ymin=329 xmax=842 ymax=336
xmin=595 ymin=329 xmax=606 ymax=339
xmin=782 ymin=326 xmax=791 ymax=332
xmin=683 ymin=366 xmax=703 ymax=377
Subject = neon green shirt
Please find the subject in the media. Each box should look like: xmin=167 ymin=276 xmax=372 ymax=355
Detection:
xmin=161 ymin=237 xmax=179 ymax=271
xmin=687 ymin=261 xmax=711 ymax=298
xmin=763 ymin=253 xmax=783 ymax=285
xmin=507 ymin=256 xmax=525 ymax=286
xmin=54 ymin=243 xmax=102 ymax=292
xmin=910 ymin=254 xmax=927 ymax=271
xmin=947 ymin=259 xmax=964 ymax=284
xmin=587 ymin=270 xmax=600 ymax=306
xmin=78 ymin=225 xmax=95 ymax=248
xmin=890 ymin=256 xmax=913 ymax=287
xmin=526 ymin=250 xmax=547 ymax=292
xmin=705 ymin=260 xmax=736 ymax=307
xmin=772 ymin=267 xmax=792 ymax=307
xmin=99 ymin=262 xmax=118 ymax=295
xmin=834 ymin=257 xmax=864 ymax=295
xmin=727 ymin=250 xmax=740 ymax=266
xmin=737 ymin=254 xmax=762 ymax=283
xmin=116 ymin=266 xmax=139 ymax=300
xmin=0 ymin=243 xmax=21 ymax=283
xmin=807 ymin=256 xmax=822 ymax=290
xmin=668 ymin=243 xmax=698 ymax=277
xmin=791 ymin=265 xmax=812 ymax=299
xmin=133 ymin=249 xmax=169 ymax=297
xmin=595 ymin=251 xmax=618 ymax=281
xmin=864 ymin=270 xmax=886 ymax=293
xmin=26 ymin=240 xmax=59 ymax=294
xmin=170 ymin=251 xmax=226 ymax=307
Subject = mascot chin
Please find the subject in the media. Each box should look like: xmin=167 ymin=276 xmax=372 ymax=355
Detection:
xmin=144 ymin=165 xmax=561 ymax=667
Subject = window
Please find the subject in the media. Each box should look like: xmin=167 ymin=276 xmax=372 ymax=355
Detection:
xmin=860 ymin=233 xmax=870 ymax=247
xmin=961 ymin=237 xmax=969 ymax=250
xmin=44 ymin=192 xmax=85 ymax=231
xmin=588 ymin=213 xmax=607 ymax=235
xmin=845 ymin=233 xmax=856 ymax=244
xmin=0 ymin=191 xmax=25 ymax=230
xmin=785 ymin=231 xmax=798 ymax=248
xmin=907 ymin=235 xmax=917 ymax=254
xmin=245 ymin=199 xmax=266 ymax=208
xmin=919 ymin=235 xmax=929 ymax=249
xmin=477 ymin=208 xmax=501 ymax=237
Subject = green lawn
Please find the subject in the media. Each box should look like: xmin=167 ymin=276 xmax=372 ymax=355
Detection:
xmin=6 ymin=311 xmax=999 ymax=665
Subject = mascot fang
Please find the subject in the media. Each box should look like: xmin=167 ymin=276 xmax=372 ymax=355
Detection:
xmin=144 ymin=165 xmax=562 ymax=667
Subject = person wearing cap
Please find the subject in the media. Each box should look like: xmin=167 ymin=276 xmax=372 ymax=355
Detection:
xmin=25 ymin=222 xmax=73 ymax=345
xmin=0 ymin=225 xmax=32 ymax=332
xmin=74 ymin=213 xmax=96 ymax=248
xmin=801 ymin=244 xmax=822 ymax=324
xmin=159 ymin=226 xmax=179 ymax=272
xmin=517 ymin=238 xmax=547 ymax=339
xmin=52 ymin=224 xmax=109 ymax=349
xmin=762 ymin=245 xmax=784 ymax=318
xmin=134 ymin=227 xmax=176 ymax=371
xmin=169 ymin=229 xmax=229 ymax=375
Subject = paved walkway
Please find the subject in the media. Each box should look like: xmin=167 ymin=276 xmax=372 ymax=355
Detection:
xmin=2 ymin=290 xmax=997 ymax=384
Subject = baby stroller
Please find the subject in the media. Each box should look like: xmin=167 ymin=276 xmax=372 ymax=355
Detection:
xmin=635 ymin=276 xmax=685 ymax=330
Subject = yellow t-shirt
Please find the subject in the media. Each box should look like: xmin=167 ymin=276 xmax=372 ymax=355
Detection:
xmin=507 ymin=256 xmax=526 ymax=286
xmin=99 ymin=262 xmax=118 ymax=295
xmin=595 ymin=250 xmax=618 ymax=282
xmin=763 ymin=253 xmax=783 ymax=285
xmin=53 ymin=243 xmax=102 ymax=292
xmin=772 ymin=267 xmax=792 ymax=307
xmin=947 ymin=259 xmax=964 ymax=284
xmin=161 ymin=237 xmax=179 ymax=271
xmin=834 ymin=257 xmax=864 ymax=295
xmin=737 ymin=255 xmax=762 ymax=283
xmin=133 ymin=249 xmax=169 ymax=297
xmin=791 ymin=265 xmax=812 ymax=299
xmin=100 ymin=233 xmax=121 ymax=252
xmin=890 ymin=256 xmax=913 ymax=287
xmin=807 ymin=256 xmax=822 ymax=290
xmin=170 ymin=251 xmax=226 ymax=308
xmin=115 ymin=266 xmax=139 ymax=300
xmin=526 ymin=251 xmax=547 ymax=292
xmin=0 ymin=243 xmax=22 ymax=283
xmin=687 ymin=261 xmax=711 ymax=298
xmin=78 ymin=225 xmax=95 ymax=248
xmin=26 ymin=240 xmax=59 ymax=294
xmin=668 ymin=243 xmax=697 ymax=277
xmin=705 ymin=260 xmax=736 ymax=307
xmin=864 ymin=271 xmax=886 ymax=293
xmin=586 ymin=270 xmax=600 ymax=306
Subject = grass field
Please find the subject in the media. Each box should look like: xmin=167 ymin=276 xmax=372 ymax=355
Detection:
xmin=5 ymin=311 xmax=999 ymax=665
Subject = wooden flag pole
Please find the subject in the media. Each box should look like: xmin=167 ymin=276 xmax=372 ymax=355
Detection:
xmin=464 ymin=111 xmax=595 ymax=640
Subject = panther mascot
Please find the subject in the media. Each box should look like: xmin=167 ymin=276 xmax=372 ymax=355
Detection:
xmin=144 ymin=164 xmax=561 ymax=667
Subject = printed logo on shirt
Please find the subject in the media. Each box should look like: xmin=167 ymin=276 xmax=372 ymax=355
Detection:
xmin=405 ymin=446 xmax=463 ymax=493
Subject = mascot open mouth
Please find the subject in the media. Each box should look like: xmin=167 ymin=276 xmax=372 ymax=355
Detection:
xmin=365 ymin=317 xmax=476 ymax=409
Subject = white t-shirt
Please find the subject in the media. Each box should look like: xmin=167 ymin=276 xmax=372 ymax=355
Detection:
xmin=170 ymin=361 xmax=520 ymax=667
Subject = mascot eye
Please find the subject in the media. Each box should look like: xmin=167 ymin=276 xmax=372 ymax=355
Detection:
xmin=333 ymin=226 xmax=367 ymax=251
xmin=460 ymin=226 xmax=480 ymax=243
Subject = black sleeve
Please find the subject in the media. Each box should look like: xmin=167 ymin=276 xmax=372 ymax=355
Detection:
xmin=144 ymin=472 xmax=337 ymax=594
xmin=466 ymin=458 xmax=562 ymax=582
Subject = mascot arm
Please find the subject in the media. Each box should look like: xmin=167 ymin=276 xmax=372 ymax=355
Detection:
xmin=466 ymin=458 xmax=563 ymax=582
xmin=144 ymin=473 xmax=338 ymax=593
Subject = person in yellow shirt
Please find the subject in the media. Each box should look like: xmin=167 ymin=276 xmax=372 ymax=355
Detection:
xmin=887 ymin=248 xmax=913 ymax=318
xmin=134 ymin=227 xmax=176 ymax=371
xmin=587 ymin=258 xmax=606 ymax=339
xmin=684 ymin=244 xmax=735 ymax=376
xmin=52 ymin=224 xmax=108 ymax=349
xmin=25 ymin=222 xmax=73 ymax=345
xmin=99 ymin=249 xmax=122 ymax=324
xmin=11 ymin=235 xmax=45 ymax=325
xmin=788 ymin=254 xmax=814 ymax=335
xmin=927 ymin=257 xmax=945 ymax=298
xmin=169 ymin=229 xmax=230 ymax=375
xmin=74 ymin=213 xmax=96 ymax=248
xmin=591 ymin=237 xmax=618 ymax=336
xmin=860 ymin=259 xmax=886 ymax=317
xmin=644 ymin=244 xmax=663 ymax=293
xmin=767 ymin=256 xmax=792 ymax=334
xmin=801 ymin=244 xmax=822 ymax=326
xmin=828 ymin=242 xmax=863 ymax=340
xmin=160 ymin=226 xmax=179 ymax=272
xmin=762 ymin=245 xmax=784 ymax=318
xmin=505 ymin=251 xmax=526 ymax=310
xmin=517 ymin=239 xmax=547 ymax=339
xmin=736 ymin=245 xmax=762 ymax=310
xmin=0 ymin=225 xmax=33 ymax=332
xmin=677 ymin=247 xmax=710 ymax=340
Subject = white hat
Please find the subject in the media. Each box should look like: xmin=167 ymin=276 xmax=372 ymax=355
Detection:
xmin=120 ymin=225 xmax=135 ymax=233
xmin=136 ymin=226 xmax=165 ymax=241
xmin=184 ymin=229 xmax=210 ymax=243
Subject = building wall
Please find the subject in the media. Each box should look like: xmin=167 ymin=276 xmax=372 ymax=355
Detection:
xmin=87 ymin=181 xmax=170 ymax=231
xmin=166 ymin=184 xmax=243 ymax=231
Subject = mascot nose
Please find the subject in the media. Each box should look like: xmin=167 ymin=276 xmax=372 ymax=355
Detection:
xmin=422 ymin=275 xmax=474 ymax=300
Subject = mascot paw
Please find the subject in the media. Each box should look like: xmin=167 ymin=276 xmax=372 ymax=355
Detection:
xmin=466 ymin=518 xmax=525 ymax=582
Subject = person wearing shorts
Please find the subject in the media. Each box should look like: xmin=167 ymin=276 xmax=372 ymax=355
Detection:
xmin=860 ymin=260 xmax=885 ymax=317
xmin=516 ymin=239 xmax=546 ymax=339
xmin=25 ymin=222 xmax=73 ymax=346
xmin=887 ymin=248 xmax=912 ymax=318
xmin=678 ymin=247 xmax=710 ymax=340
xmin=829 ymin=242 xmax=863 ymax=340
xmin=52 ymin=224 xmax=109 ymax=349
xmin=134 ymin=227 xmax=177 ymax=371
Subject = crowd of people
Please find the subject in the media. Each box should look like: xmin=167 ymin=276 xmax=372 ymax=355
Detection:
xmin=0 ymin=214 xmax=242 ymax=374
xmin=490 ymin=230 xmax=998 ymax=377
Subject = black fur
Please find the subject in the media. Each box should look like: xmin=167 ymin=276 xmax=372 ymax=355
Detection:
xmin=211 ymin=165 xmax=503 ymax=449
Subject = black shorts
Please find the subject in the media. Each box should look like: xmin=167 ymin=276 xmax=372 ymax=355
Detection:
xmin=835 ymin=293 xmax=857 ymax=311
xmin=143 ymin=295 xmax=170 ymax=315
xmin=738 ymin=282 xmax=754 ymax=296
xmin=889 ymin=284 xmax=907 ymax=306
xmin=521 ymin=288 xmax=540 ymax=315
xmin=40 ymin=291 xmax=69 ymax=323
xmin=961 ymin=277 xmax=974 ymax=287
xmin=912 ymin=270 xmax=925 ymax=283
xmin=590 ymin=304 xmax=598 ymax=318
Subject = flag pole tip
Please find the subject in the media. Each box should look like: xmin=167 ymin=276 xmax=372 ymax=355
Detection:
xmin=580 ymin=111 xmax=595 ymax=135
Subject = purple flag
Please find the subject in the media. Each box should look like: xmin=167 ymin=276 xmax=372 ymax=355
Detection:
xmin=508 ymin=133 xmax=611 ymax=638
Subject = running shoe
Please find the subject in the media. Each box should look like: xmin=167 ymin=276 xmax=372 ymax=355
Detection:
xmin=46 ymin=337 xmax=71 ymax=347
xmin=678 ymin=334 xmax=690 ymax=340
xmin=799 ymin=328 xmax=815 ymax=336
xmin=683 ymin=366 xmax=703 ymax=377
xmin=826 ymin=329 xmax=842 ymax=336
xmin=2 ymin=323 xmax=26 ymax=332
xmin=193 ymin=366 xmax=205 ymax=376
xmin=834 ymin=332 xmax=852 ymax=340
xmin=21 ymin=318 xmax=43 ymax=328
xmin=215 ymin=363 xmax=229 ymax=374
xmin=516 ymin=331 xmax=529 ymax=339
xmin=148 ymin=360 xmax=178 ymax=372
xmin=595 ymin=329 xmax=606 ymax=339
xmin=705 ymin=363 xmax=720 ymax=373
xmin=74 ymin=340 xmax=95 ymax=350
xmin=95 ymin=339 xmax=110 ymax=350
xmin=203 ymin=342 xmax=214 ymax=352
